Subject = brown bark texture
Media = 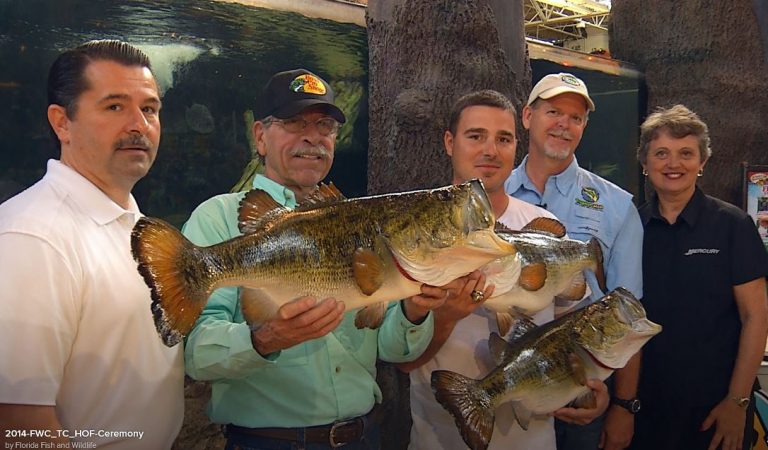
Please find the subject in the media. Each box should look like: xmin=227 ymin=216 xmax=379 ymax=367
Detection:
xmin=367 ymin=1 xmax=529 ymax=448
xmin=610 ymin=0 xmax=768 ymax=205
xmin=366 ymin=0 xmax=530 ymax=195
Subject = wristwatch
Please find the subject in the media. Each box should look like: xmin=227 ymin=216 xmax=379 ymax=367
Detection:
xmin=611 ymin=397 xmax=641 ymax=414
xmin=732 ymin=396 xmax=750 ymax=409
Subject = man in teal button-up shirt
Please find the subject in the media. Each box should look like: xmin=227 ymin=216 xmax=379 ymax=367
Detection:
xmin=183 ymin=69 xmax=447 ymax=450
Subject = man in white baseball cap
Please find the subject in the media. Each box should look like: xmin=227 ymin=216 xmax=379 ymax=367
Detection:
xmin=505 ymin=72 xmax=644 ymax=450
xmin=526 ymin=72 xmax=596 ymax=112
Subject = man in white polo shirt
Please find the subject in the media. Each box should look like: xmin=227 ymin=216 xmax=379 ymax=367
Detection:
xmin=0 ymin=40 xmax=183 ymax=449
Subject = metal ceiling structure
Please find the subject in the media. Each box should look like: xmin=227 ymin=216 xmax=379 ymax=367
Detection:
xmin=525 ymin=0 xmax=611 ymax=43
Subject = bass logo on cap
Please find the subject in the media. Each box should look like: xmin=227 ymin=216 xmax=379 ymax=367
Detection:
xmin=560 ymin=74 xmax=581 ymax=87
xmin=289 ymin=74 xmax=326 ymax=95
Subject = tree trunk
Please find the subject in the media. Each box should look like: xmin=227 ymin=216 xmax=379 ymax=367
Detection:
xmin=366 ymin=0 xmax=530 ymax=195
xmin=609 ymin=0 xmax=768 ymax=205
xmin=367 ymin=1 xmax=529 ymax=448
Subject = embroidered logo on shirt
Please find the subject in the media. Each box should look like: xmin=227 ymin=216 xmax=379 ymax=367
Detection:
xmin=574 ymin=187 xmax=604 ymax=210
xmin=684 ymin=248 xmax=720 ymax=256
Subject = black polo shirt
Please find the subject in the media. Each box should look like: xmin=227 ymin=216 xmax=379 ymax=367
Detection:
xmin=638 ymin=187 xmax=768 ymax=407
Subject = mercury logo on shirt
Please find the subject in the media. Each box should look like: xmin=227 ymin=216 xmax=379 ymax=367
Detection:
xmin=684 ymin=248 xmax=720 ymax=256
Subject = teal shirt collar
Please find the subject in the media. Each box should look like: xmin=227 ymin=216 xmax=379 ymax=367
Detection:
xmin=251 ymin=174 xmax=298 ymax=208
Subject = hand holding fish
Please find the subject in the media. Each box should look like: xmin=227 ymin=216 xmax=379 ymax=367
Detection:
xmin=552 ymin=379 xmax=610 ymax=425
xmin=402 ymin=284 xmax=453 ymax=324
xmin=700 ymin=398 xmax=747 ymax=450
xmin=435 ymin=271 xmax=495 ymax=325
xmin=250 ymin=296 xmax=345 ymax=356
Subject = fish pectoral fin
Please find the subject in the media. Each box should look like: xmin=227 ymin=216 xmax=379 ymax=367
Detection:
xmin=294 ymin=182 xmax=347 ymax=210
xmin=568 ymin=352 xmax=588 ymax=386
xmin=240 ymin=288 xmax=279 ymax=327
xmin=352 ymin=248 xmax=385 ymax=296
xmin=354 ymin=303 xmax=388 ymax=329
xmin=510 ymin=401 xmax=533 ymax=431
xmin=555 ymin=273 xmax=587 ymax=302
xmin=519 ymin=263 xmax=546 ymax=291
xmin=521 ymin=217 xmax=566 ymax=238
xmin=571 ymin=389 xmax=597 ymax=409
xmin=488 ymin=332 xmax=513 ymax=365
xmin=495 ymin=312 xmax=514 ymax=337
xmin=238 ymin=189 xmax=291 ymax=234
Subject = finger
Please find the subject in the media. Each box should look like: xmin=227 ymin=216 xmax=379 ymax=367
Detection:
xmin=707 ymin=433 xmax=723 ymax=450
xmin=277 ymin=296 xmax=318 ymax=320
xmin=302 ymin=302 xmax=346 ymax=338
xmin=471 ymin=273 xmax=486 ymax=292
xmin=700 ymin=412 xmax=715 ymax=431
xmin=289 ymin=297 xmax=341 ymax=327
xmin=420 ymin=284 xmax=447 ymax=299
xmin=483 ymin=284 xmax=496 ymax=300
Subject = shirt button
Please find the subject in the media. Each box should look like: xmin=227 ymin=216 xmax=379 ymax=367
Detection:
xmin=335 ymin=366 xmax=341 ymax=373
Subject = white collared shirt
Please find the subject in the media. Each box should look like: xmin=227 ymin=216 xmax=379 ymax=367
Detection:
xmin=0 ymin=160 xmax=184 ymax=449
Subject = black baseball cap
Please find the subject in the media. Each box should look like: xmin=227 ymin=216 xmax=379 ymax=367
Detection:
xmin=257 ymin=68 xmax=346 ymax=123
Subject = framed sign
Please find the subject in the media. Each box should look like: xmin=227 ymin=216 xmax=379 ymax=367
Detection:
xmin=743 ymin=163 xmax=768 ymax=250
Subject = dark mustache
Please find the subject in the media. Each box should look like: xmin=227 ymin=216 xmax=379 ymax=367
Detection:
xmin=114 ymin=134 xmax=152 ymax=151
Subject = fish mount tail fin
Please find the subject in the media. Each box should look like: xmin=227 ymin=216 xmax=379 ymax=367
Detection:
xmin=131 ymin=217 xmax=212 ymax=347
xmin=587 ymin=237 xmax=607 ymax=293
xmin=431 ymin=370 xmax=495 ymax=450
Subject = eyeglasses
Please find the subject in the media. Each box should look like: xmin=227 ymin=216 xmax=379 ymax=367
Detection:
xmin=265 ymin=116 xmax=340 ymax=136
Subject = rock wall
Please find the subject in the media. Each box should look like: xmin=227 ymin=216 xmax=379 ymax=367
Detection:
xmin=610 ymin=0 xmax=768 ymax=205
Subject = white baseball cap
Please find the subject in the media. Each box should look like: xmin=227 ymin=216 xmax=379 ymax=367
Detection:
xmin=527 ymin=72 xmax=595 ymax=111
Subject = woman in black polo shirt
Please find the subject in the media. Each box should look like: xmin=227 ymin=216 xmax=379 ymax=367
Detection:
xmin=629 ymin=105 xmax=768 ymax=450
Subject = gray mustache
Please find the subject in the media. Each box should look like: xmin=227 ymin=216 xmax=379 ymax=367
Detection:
xmin=290 ymin=145 xmax=330 ymax=159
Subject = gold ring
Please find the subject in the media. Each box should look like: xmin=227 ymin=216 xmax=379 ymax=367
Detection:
xmin=470 ymin=290 xmax=484 ymax=302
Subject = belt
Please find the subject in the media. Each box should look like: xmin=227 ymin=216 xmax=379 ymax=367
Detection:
xmin=226 ymin=411 xmax=375 ymax=448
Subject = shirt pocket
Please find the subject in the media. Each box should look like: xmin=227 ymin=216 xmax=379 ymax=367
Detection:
xmin=568 ymin=210 xmax=614 ymax=253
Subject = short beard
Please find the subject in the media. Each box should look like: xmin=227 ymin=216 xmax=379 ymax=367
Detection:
xmin=543 ymin=146 xmax=572 ymax=161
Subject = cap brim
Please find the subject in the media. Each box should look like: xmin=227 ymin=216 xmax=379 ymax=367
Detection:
xmin=537 ymin=87 xmax=595 ymax=111
xmin=272 ymin=99 xmax=346 ymax=123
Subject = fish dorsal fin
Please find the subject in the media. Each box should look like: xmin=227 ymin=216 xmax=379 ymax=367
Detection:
xmin=519 ymin=263 xmax=547 ymax=291
xmin=510 ymin=401 xmax=533 ymax=431
xmin=507 ymin=313 xmax=538 ymax=341
xmin=294 ymin=182 xmax=347 ymax=211
xmin=238 ymin=189 xmax=291 ymax=235
xmin=555 ymin=272 xmax=587 ymax=302
xmin=352 ymin=248 xmax=385 ymax=296
xmin=488 ymin=332 xmax=513 ymax=365
xmin=521 ymin=217 xmax=566 ymax=238
xmin=495 ymin=221 xmax=513 ymax=233
xmin=354 ymin=302 xmax=388 ymax=329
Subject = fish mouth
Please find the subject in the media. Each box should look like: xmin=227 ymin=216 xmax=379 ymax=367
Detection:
xmin=463 ymin=179 xmax=495 ymax=230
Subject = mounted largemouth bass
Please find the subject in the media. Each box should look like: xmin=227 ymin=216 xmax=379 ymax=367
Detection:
xmin=132 ymin=180 xmax=516 ymax=346
xmin=431 ymin=288 xmax=661 ymax=450
xmin=481 ymin=217 xmax=605 ymax=334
